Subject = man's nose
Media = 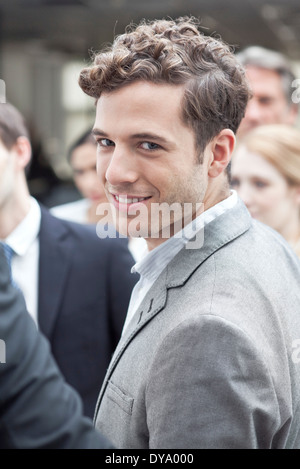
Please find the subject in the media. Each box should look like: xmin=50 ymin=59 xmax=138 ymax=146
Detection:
xmin=237 ymin=183 xmax=253 ymax=208
xmin=245 ymin=99 xmax=262 ymax=123
xmin=104 ymin=147 xmax=139 ymax=187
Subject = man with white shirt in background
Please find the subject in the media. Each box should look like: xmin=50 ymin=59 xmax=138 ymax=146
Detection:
xmin=0 ymin=102 xmax=137 ymax=419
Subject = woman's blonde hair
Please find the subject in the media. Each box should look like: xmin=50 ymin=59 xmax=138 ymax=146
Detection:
xmin=236 ymin=124 xmax=300 ymax=187
xmin=235 ymin=124 xmax=300 ymax=257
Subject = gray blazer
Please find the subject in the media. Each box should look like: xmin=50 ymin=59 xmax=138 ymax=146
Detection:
xmin=94 ymin=198 xmax=300 ymax=449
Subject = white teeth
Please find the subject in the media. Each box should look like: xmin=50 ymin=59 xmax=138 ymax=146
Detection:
xmin=116 ymin=195 xmax=128 ymax=203
xmin=115 ymin=195 xmax=147 ymax=204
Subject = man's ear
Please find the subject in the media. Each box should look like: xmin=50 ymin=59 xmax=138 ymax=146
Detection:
xmin=208 ymin=129 xmax=236 ymax=178
xmin=14 ymin=136 xmax=32 ymax=169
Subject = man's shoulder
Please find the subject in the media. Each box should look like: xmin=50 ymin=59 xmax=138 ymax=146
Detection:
xmin=208 ymin=216 xmax=300 ymax=291
xmin=169 ymin=203 xmax=300 ymax=287
xmin=236 ymin=216 xmax=299 ymax=260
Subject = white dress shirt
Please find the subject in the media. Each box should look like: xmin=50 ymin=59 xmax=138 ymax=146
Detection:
xmin=122 ymin=190 xmax=238 ymax=334
xmin=4 ymin=197 xmax=41 ymax=324
xmin=50 ymin=198 xmax=89 ymax=224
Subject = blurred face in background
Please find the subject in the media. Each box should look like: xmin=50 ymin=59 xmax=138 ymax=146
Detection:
xmin=237 ymin=66 xmax=297 ymax=138
xmin=70 ymin=142 xmax=107 ymax=205
xmin=231 ymin=146 xmax=300 ymax=235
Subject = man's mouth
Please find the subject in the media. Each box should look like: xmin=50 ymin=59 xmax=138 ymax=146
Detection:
xmin=114 ymin=195 xmax=150 ymax=204
xmin=111 ymin=194 xmax=152 ymax=213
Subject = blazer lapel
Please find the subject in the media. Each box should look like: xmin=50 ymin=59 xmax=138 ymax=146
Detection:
xmin=107 ymin=268 xmax=168 ymax=366
xmin=38 ymin=206 xmax=72 ymax=339
xmin=93 ymin=268 xmax=168 ymax=418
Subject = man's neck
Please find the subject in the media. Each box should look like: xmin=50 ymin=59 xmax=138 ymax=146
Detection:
xmin=0 ymin=193 xmax=31 ymax=239
xmin=145 ymin=183 xmax=231 ymax=252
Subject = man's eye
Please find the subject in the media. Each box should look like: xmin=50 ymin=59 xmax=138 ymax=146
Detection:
xmin=258 ymin=97 xmax=273 ymax=106
xmin=140 ymin=142 xmax=160 ymax=150
xmin=99 ymin=138 xmax=114 ymax=147
xmin=254 ymin=181 xmax=267 ymax=188
xmin=73 ymin=169 xmax=84 ymax=176
xmin=230 ymin=178 xmax=240 ymax=188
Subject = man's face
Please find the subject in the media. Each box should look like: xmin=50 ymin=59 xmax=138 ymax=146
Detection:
xmin=237 ymin=66 xmax=296 ymax=138
xmin=93 ymin=81 xmax=213 ymax=249
xmin=0 ymin=140 xmax=15 ymax=209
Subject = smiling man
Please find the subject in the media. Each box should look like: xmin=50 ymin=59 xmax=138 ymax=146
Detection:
xmin=79 ymin=16 xmax=300 ymax=449
xmin=92 ymin=81 xmax=216 ymax=246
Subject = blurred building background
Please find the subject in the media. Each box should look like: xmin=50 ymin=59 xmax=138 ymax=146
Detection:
xmin=0 ymin=0 xmax=299 ymax=206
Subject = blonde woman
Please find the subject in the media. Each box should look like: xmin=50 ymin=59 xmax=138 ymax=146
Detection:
xmin=231 ymin=124 xmax=300 ymax=257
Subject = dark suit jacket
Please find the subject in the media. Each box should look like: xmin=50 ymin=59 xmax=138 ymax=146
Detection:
xmin=37 ymin=205 xmax=137 ymax=418
xmin=0 ymin=247 xmax=114 ymax=449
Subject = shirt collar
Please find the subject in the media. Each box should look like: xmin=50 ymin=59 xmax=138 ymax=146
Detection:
xmin=5 ymin=197 xmax=41 ymax=256
xmin=132 ymin=190 xmax=237 ymax=281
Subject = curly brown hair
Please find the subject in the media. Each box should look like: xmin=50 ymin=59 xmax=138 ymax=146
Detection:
xmin=79 ymin=16 xmax=251 ymax=156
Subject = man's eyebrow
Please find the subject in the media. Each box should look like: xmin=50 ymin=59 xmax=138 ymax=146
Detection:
xmin=131 ymin=133 xmax=170 ymax=145
xmin=92 ymin=129 xmax=171 ymax=145
xmin=92 ymin=128 xmax=108 ymax=137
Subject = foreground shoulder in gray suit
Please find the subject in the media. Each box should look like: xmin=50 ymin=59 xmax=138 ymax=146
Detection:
xmin=94 ymin=198 xmax=300 ymax=449
xmin=0 ymin=248 xmax=113 ymax=449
